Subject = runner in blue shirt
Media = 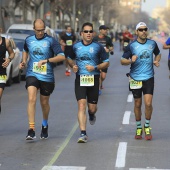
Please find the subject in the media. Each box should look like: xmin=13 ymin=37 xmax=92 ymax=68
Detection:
xmin=121 ymin=22 xmax=161 ymax=140
xmin=163 ymin=37 xmax=170 ymax=78
xmin=20 ymin=19 xmax=65 ymax=140
xmin=67 ymin=22 xmax=109 ymax=143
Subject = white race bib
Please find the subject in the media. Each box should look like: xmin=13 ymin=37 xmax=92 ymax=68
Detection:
xmin=80 ymin=75 xmax=94 ymax=86
xmin=0 ymin=75 xmax=7 ymax=83
xmin=129 ymin=77 xmax=142 ymax=89
xmin=33 ymin=62 xmax=47 ymax=75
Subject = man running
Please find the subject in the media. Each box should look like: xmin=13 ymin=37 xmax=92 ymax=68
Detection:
xmin=67 ymin=22 xmax=109 ymax=143
xmin=20 ymin=19 xmax=65 ymax=140
xmin=60 ymin=26 xmax=76 ymax=76
xmin=0 ymin=28 xmax=15 ymax=113
xmin=93 ymin=25 xmax=113 ymax=95
xmin=120 ymin=22 xmax=161 ymax=140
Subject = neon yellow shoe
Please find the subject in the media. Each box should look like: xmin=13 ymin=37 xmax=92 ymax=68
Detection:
xmin=135 ymin=128 xmax=142 ymax=139
xmin=144 ymin=126 xmax=152 ymax=140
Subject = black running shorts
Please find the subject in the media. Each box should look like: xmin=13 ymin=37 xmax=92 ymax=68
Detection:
xmin=75 ymin=75 xmax=100 ymax=104
xmin=25 ymin=76 xmax=55 ymax=96
xmin=131 ymin=77 xmax=154 ymax=99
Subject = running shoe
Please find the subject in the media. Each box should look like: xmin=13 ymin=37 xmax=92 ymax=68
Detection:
xmin=89 ymin=114 xmax=96 ymax=125
xmin=135 ymin=128 xmax=142 ymax=139
xmin=99 ymin=90 xmax=102 ymax=95
xmin=26 ymin=129 xmax=36 ymax=140
xmin=40 ymin=125 xmax=48 ymax=139
xmin=77 ymin=134 xmax=88 ymax=143
xmin=65 ymin=70 xmax=71 ymax=76
xmin=144 ymin=126 xmax=152 ymax=140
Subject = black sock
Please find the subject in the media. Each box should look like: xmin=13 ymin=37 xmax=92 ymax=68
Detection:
xmin=88 ymin=111 xmax=94 ymax=119
xmin=81 ymin=131 xmax=86 ymax=135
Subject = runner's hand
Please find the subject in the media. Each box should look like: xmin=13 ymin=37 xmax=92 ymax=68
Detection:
xmin=153 ymin=60 xmax=160 ymax=67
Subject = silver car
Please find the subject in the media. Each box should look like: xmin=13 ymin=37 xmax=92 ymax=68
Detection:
xmin=1 ymin=34 xmax=22 ymax=86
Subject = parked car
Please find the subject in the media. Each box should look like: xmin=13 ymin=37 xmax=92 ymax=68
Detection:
xmin=6 ymin=24 xmax=35 ymax=35
xmin=6 ymin=24 xmax=57 ymax=39
xmin=1 ymin=34 xmax=22 ymax=86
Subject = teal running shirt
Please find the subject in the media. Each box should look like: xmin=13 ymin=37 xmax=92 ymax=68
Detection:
xmin=23 ymin=33 xmax=64 ymax=82
xmin=122 ymin=39 xmax=160 ymax=81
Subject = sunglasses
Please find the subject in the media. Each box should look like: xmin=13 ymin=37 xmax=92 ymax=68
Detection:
xmin=138 ymin=28 xmax=148 ymax=32
xmin=83 ymin=30 xmax=93 ymax=33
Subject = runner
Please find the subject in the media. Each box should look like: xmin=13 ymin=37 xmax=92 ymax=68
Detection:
xmin=20 ymin=19 xmax=65 ymax=140
xmin=60 ymin=26 xmax=76 ymax=76
xmin=93 ymin=25 xmax=113 ymax=95
xmin=67 ymin=22 xmax=109 ymax=143
xmin=122 ymin=27 xmax=133 ymax=51
xmin=0 ymin=28 xmax=15 ymax=113
xmin=121 ymin=22 xmax=161 ymax=140
xmin=163 ymin=37 xmax=170 ymax=78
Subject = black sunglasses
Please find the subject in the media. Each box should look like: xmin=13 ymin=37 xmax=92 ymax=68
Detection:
xmin=138 ymin=28 xmax=148 ymax=32
xmin=83 ymin=30 xmax=93 ymax=33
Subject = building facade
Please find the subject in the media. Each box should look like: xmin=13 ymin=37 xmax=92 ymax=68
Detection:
xmin=119 ymin=0 xmax=142 ymax=13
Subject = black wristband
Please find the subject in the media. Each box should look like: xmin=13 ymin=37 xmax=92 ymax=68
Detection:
xmin=8 ymin=58 xmax=12 ymax=62
xmin=47 ymin=59 xmax=50 ymax=63
xmin=94 ymin=65 xmax=98 ymax=71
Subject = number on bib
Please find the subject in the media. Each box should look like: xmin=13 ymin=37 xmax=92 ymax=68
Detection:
xmin=80 ymin=75 xmax=94 ymax=86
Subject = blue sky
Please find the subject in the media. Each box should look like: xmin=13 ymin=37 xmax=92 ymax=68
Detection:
xmin=141 ymin=0 xmax=166 ymax=16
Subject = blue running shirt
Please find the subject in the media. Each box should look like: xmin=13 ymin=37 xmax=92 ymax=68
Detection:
xmin=68 ymin=40 xmax=109 ymax=75
xmin=23 ymin=34 xmax=64 ymax=82
xmin=165 ymin=37 xmax=170 ymax=60
xmin=122 ymin=39 xmax=160 ymax=81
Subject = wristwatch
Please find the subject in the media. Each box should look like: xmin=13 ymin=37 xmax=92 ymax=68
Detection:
xmin=94 ymin=65 xmax=98 ymax=71
xmin=8 ymin=58 xmax=12 ymax=62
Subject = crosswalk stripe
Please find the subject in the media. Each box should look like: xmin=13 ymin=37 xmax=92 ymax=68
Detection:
xmin=41 ymin=166 xmax=86 ymax=170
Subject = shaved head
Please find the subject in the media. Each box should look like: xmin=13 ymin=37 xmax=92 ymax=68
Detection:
xmin=33 ymin=19 xmax=45 ymax=29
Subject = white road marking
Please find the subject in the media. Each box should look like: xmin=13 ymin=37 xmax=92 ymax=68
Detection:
xmin=115 ymin=142 xmax=127 ymax=168
xmin=122 ymin=111 xmax=131 ymax=124
xmin=41 ymin=166 xmax=86 ymax=170
xmin=127 ymin=94 xmax=133 ymax=102
xmin=129 ymin=168 xmax=170 ymax=170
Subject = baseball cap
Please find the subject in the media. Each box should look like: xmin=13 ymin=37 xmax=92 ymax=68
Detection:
xmin=136 ymin=22 xmax=148 ymax=30
xmin=99 ymin=25 xmax=108 ymax=30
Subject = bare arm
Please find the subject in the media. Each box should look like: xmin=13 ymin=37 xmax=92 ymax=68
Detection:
xmin=2 ymin=39 xmax=15 ymax=68
xmin=19 ymin=51 xmax=29 ymax=69
xmin=163 ymin=42 xmax=170 ymax=49
xmin=153 ymin=54 xmax=161 ymax=67
xmin=120 ymin=58 xmax=131 ymax=65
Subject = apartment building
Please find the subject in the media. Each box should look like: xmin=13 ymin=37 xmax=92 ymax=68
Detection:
xmin=119 ymin=0 xmax=142 ymax=12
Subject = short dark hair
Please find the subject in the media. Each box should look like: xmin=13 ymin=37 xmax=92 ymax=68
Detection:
xmin=81 ymin=22 xmax=93 ymax=31
xmin=33 ymin=19 xmax=45 ymax=29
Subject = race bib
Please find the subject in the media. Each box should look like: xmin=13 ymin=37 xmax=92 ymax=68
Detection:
xmin=0 ymin=75 xmax=7 ymax=83
xmin=124 ymin=42 xmax=129 ymax=47
xmin=33 ymin=62 xmax=47 ymax=75
xmin=129 ymin=77 xmax=142 ymax=89
xmin=80 ymin=75 xmax=94 ymax=86
xmin=66 ymin=40 xmax=73 ymax=46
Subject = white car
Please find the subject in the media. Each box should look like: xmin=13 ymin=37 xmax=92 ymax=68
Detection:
xmin=1 ymin=34 xmax=22 ymax=86
xmin=7 ymin=33 xmax=29 ymax=80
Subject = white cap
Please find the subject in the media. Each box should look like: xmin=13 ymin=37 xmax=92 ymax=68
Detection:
xmin=136 ymin=22 xmax=148 ymax=30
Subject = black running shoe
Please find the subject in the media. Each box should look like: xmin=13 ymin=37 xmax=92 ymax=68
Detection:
xmin=40 ymin=125 xmax=48 ymax=139
xmin=26 ymin=129 xmax=36 ymax=140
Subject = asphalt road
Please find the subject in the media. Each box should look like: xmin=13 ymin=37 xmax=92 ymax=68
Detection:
xmin=0 ymin=39 xmax=170 ymax=170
